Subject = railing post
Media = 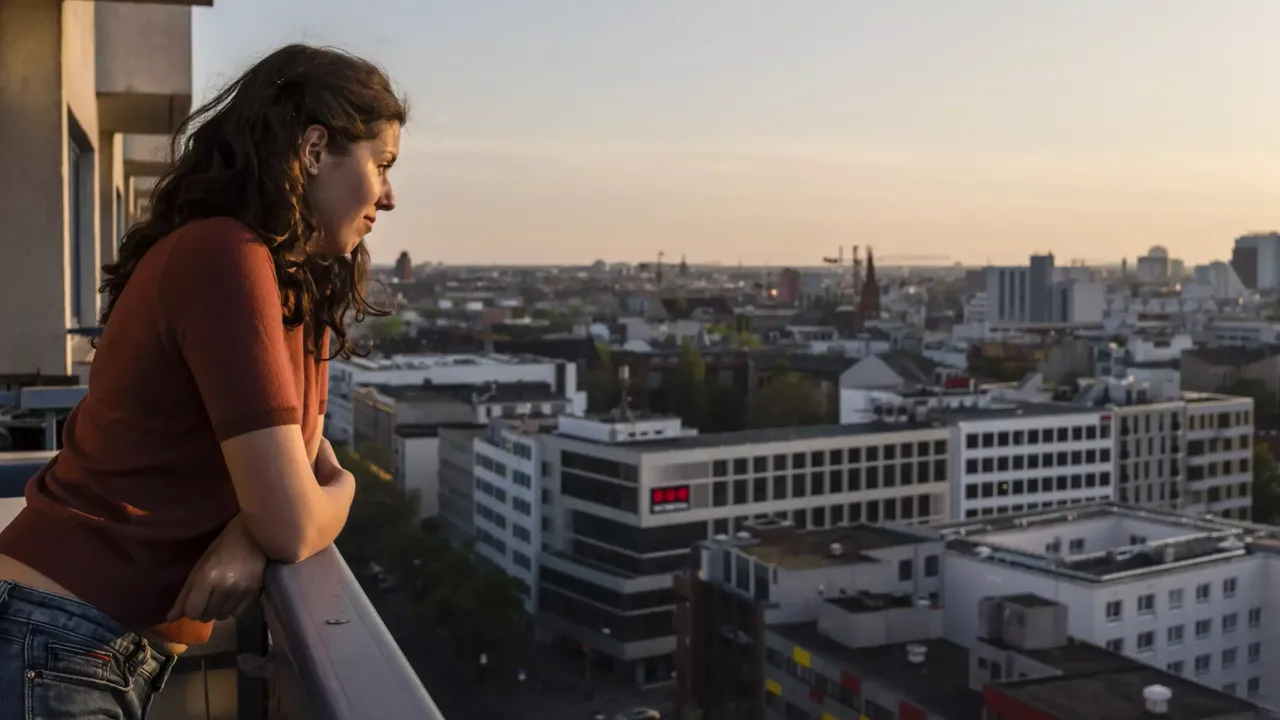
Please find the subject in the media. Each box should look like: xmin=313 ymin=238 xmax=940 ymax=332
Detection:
xmin=237 ymin=605 xmax=270 ymax=720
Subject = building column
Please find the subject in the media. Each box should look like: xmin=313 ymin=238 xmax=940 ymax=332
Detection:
xmin=0 ymin=0 xmax=71 ymax=375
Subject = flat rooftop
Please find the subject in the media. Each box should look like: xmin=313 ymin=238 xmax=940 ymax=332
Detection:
xmin=342 ymin=352 xmax=555 ymax=371
xmin=614 ymin=420 xmax=947 ymax=453
xmin=930 ymin=402 xmax=1103 ymax=423
xmin=736 ymin=523 xmax=933 ymax=571
xmin=770 ymin=625 xmax=981 ymax=719
xmin=995 ymin=664 xmax=1261 ymax=720
xmin=940 ymin=504 xmax=1277 ymax=582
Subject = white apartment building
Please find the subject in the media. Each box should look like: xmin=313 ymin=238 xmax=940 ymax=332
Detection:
xmin=525 ymin=414 xmax=952 ymax=686
xmin=949 ymin=404 xmax=1116 ymax=520
xmin=471 ymin=421 xmax=544 ymax=614
xmin=1184 ymin=395 xmax=1254 ymax=519
xmin=327 ymin=353 xmax=585 ymax=443
xmin=941 ymin=506 xmax=1279 ymax=706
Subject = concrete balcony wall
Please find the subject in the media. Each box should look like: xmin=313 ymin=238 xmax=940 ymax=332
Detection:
xmin=0 ymin=0 xmax=106 ymax=376
xmin=95 ymin=2 xmax=191 ymax=135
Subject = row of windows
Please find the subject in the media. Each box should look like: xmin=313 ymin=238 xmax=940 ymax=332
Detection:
xmin=713 ymin=440 xmax=948 ymax=477
xmin=964 ymin=424 xmax=1109 ymax=450
xmin=714 ymin=461 xmax=946 ymax=507
xmin=512 ymin=550 xmax=532 ymax=571
xmin=1105 ymin=585 xmax=1260 ymax=620
xmin=1187 ymin=460 xmax=1249 ymax=481
xmin=477 ymin=528 xmax=506 ymax=555
xmin=512 ymin=497 xmax=533 ymax=516
xmin=1121 ymin=435 xmax=1180 ymax=457
xmin=962 ymin=496 xmax=1109 ymax=519
xmin=964 ymin=448 xmax=1111 ymax=475
xmin=963 ymin=473 xmax=1112 ymax=500
xmin=1186 ymin=410 xmax=1251 ymax=432
xmin=562 ymin=451 xmax=639 ymax=483
xmin=475 ymin=477 xmax=508 ymax=502
xmin=475 ymin=452 xmax=508 ymax=478
xmin=760 ymin=493 xmax=940 ymax=532
xmin=512 ymin=470 xmax=533 ymax=489
xmin=1119 ymin=412 xmax=1180 ymax=436
xmin=512 ymin=524 xmax=532 ymax=544
xmin=1158 ymin=649 xmax=1262 ymax=686
xmin=476 ymin=501 xmax=507 ymax=530
xmin=1188 ymin=435 xmax=1249 ymax=456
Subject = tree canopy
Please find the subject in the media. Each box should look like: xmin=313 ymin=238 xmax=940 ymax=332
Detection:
xmin=335 ymin=446 xmax=525 ymax=657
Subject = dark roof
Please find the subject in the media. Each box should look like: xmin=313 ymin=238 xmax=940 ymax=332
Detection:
xmin=930 ymin=402 xmax=1100 ymax=423
xmin=769 ymin=626 xmax=982 ymax=720
xmin=1183 ymin=345 xmax=1280 ymax=367
xmin=373 ymin=381 xmax=563 ymax=406
xmin=874 ymin=351 xmax=943 ymax=386
xmin=737 ymin=523 xmax=932 ymax=570
xmin=659 ymin=296 xmax=735 ymax=320
xmin=993 ymin=661 xmax=1262 ymax=720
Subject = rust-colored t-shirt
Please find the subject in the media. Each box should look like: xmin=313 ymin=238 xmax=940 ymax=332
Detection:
xmin=0 ymin=217 xmax=328 ymax=644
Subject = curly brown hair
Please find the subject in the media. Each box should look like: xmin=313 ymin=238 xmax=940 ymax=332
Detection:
xmin=98 ymin=44 xmax=408 ymax=359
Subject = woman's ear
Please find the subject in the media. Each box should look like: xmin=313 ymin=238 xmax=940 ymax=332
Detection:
xmin=300 ymin=125 xmax=329 ymax=176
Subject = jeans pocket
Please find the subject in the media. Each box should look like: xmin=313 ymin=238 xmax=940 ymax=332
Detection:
xmin=26 ymin=634 xmax=139 ymax=719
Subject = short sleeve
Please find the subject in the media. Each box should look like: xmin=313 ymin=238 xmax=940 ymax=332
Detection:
xmin=317 ymin=329 xmax=330 ymax=416
xmin=159 ymin=218 xmax=302 ymax=441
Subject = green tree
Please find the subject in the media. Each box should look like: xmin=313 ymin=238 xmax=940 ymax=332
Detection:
xmin=748 ymin=360 xmax=826 ymax=429
xmin=706 ymin=383 xmax=747 ymax=432
xmin=1253 ymin=444 xmax=1280 ymax=523
xmin=334 ymin=445 xmax=525 ymax=657
xmin=367 ymin=316 xmax=407 ymax=341
xmin=1219 ymin=378 xmax=1279 ymax=419
xmin=355 ymin=440 xmax=396 ymax=475
xmin=674 ymin=340 xmax=709 ymax=430
xmin=583 ymin=344 xmax=622 ymax=412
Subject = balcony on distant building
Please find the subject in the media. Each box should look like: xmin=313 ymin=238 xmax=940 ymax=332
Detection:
xmin=0 ymin=452 xmax=444 ymax=720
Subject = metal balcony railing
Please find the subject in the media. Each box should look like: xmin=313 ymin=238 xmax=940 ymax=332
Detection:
xmin=0 ymin=452 xmax=444 ymax=720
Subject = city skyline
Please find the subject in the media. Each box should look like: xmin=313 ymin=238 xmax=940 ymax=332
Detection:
xmin=195 ymin=0 xmax=1280 ymax=266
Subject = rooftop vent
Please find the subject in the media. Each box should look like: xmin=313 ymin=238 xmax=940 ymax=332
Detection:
xmin=733 ymin=531 xmax=752 ymax=541
xmin=1142 ymin=684 xmax=1171 ymax=715
xmin=906 ymin=643 xmax=927 ymax=664
xmin=712 ymin=534 xmax=729 ymax=542
xmin=974 ymin=546 xmax=993 ymax=559
xmin=1217 ymin=537 xmax=1245 ymax=551
xmin=829 ymin=542 xmax=845 ymax=557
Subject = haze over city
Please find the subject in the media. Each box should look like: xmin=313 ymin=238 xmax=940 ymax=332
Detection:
xmin=194 ymin=0 xmax=1280 ymax=267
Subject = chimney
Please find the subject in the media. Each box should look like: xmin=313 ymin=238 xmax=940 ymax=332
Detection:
xmin=1142 ymin=685 xmax=1171 ymax=715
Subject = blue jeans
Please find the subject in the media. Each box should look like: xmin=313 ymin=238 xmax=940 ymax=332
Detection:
xmin=0 ymin=581 xmax=175 ymax=719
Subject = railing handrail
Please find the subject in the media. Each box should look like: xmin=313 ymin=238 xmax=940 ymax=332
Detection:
xmin=261 ymin=546 xmax=445 ymax=720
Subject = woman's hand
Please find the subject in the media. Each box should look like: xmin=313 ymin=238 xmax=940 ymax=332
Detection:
xmin=167 ymin=515 xmax=268 ymax=623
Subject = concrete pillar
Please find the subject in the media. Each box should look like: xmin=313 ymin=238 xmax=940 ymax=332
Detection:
xmin=0 ymin=0 xmax=71 ymax=375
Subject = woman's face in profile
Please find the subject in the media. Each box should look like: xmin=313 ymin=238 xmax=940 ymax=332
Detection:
xmin=305 ymin=122 xmax=400 ymax=256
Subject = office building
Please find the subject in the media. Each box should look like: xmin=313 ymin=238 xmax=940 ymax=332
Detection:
xmin=950 ymin=404 xmax=1116 ymax=520
xmin=677 ymin=513 xmax=1267 ymax=720
xmin=528 ymin=413 xmax=951 ymax=685
xmin=327 ymin=352 xmax=586 ymax=444
xmin=942 ymin=505 xmax=1280 ymax=707
xmin=1184 ymin=395 xmax=1254 ymax=519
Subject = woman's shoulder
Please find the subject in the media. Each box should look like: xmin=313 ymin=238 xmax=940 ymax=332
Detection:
xmin=160 ymin=217 xmax=272 ymax=273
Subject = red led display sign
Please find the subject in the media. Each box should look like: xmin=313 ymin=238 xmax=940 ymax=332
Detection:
xmin=651 ymin=485 xmax=691 ymax=513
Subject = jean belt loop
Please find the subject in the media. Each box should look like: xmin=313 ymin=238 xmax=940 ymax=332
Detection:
xmin=0 ymin=581 xmax=12 ymax=609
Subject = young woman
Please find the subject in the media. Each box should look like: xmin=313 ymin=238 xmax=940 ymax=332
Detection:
xmin=0 ymin=44 xmax=405 ymax=718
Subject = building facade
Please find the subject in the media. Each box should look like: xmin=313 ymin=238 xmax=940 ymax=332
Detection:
xmin=941 ymin=506 xmax=1278 ymax=707
xmin=530 ymin=415 xmax=951 ymax=685
xmin=951 ymin=405 xmax=1116 ymax=520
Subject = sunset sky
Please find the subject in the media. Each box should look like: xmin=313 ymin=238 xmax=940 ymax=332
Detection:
xmin=193 ymin=0 xmax=1280 ymax=267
